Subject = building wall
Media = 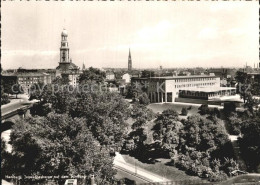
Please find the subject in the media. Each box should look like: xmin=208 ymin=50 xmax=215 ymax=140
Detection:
xmin=122 ymin=73 xmax=131 ymax=83
xmin=106 ymin=73 xmax=115 ymax=80
xmin=69 ymin=74 xmax=78 ymax=86
xmin=148 ymin=76 xmax=221 ymax=103
xmin=17 ymin=74 xmax=50 ymax=87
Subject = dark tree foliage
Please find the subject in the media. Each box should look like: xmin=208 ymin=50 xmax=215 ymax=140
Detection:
xmin=1 ymin=66 xmax=10 ymax=104
xmin=52 ymin=75 xmax=71 ymax=85
xmin=180 ymin=115 xmax=229 ymax=153
xmin=1 ymin=87 xmax=10 ymax=105
xmin=226 ymin=112 xmax=243 ymax=135
xmin=149 ymin=111 xmax=237 ymax=181
xmin=78 ymin=67 xmax=106 ymax=84
xmin=152 ymin=109 xmax=182 ymax=159
xmin=175 ymin=115 xmax=238 ymax=181
xmin=251 ymin=75 xmax=260 ymax=96
xmin=28 ymin=79 xmax=131 ymax=151
xmin=198 ymin=104 xmax=210 ymax=115
xmin=123 ymin=104 xmax=155 ymax=154
xmin=239 ymin=116 xmax=260 ymax=172
xmin=136 ymin=92 xmax=150 ymax=105
xmin=11 ymin=84 xmax=24 ymax=98
xmin=6 ymin=113 xmax=117 ymax=185
xmin=181 ymin=107 xmax=188 ymax=116
xmin=69 ymin=91 xmax=130 ymax=150
xmin=126 ymin=84 xmax=149 ymax=105
xmin=141 ymin=70 xmax=155 ymax=78
xmin=235 ymin=71 xmax=259 ymax=103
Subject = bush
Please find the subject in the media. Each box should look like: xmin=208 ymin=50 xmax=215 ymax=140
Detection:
xmin=1 ymin=93 xmax=10 ymax=105
xmin=181 ymin=107 xmax=188 ymax=116
xmin=208 ymin=171 xmax=228 ymax=182
xmin=198 ymin=104 xmax=210 ymax=115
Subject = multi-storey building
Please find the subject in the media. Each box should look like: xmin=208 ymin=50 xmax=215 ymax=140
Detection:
xmin=17 ymin=72 xmax=51 ymax=86
xmin=132 ymin=74 xmax=237 ymax=103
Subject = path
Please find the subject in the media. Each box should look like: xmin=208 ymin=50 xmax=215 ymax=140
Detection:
xmin=114 ymin=153 xmax=170 ymax=183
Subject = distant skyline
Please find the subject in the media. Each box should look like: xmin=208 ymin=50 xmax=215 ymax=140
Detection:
xmin=2 ymin=1 xmax=259 ymax=70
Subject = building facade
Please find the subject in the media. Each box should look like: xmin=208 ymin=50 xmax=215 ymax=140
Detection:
xmin=132 ymin=74 xmax=236 ymax=103
xmin=17 ymin=73 xmax=51 ymax=87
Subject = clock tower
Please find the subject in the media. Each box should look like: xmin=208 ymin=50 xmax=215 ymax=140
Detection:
xmin=60 ymin=29 xmax=70 ymax=63
xmin=56 ymin=29 xmax=80 ymax=86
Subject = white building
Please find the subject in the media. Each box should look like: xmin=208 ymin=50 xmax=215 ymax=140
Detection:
xmin=146 ymin=74 xmax=236 ymax=103
xmin=122 ymin=73 xmax=131 ymax=83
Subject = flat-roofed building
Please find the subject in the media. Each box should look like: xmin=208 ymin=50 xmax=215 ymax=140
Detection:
xmin=137 ymin=74 xmax=237 ymax=103
xmin=17 ymin=72 xmax=51 ymax=87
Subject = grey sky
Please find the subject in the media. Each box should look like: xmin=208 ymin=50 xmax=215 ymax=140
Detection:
xmin=2 ymin=1 xmax=258 ymax=69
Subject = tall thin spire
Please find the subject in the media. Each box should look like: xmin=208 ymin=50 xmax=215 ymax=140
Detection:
xmin=82 ymin=62 xmax=85 ymax=70
xmin=128 ymin=48 xmax=132 ymax=71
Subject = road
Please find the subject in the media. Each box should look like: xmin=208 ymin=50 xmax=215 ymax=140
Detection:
xmin=1 ymin=95 xmax=29 ymax=115
xmin=1 ymin=95 xmax=35 ymax=153
xmin=114 ymin=153 xmax=170 ymax=183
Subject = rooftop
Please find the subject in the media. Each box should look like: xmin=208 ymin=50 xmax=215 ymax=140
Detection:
xmin=150 ymin=75 xmax=217 ymax=80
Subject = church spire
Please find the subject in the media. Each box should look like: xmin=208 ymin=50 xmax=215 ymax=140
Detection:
xmin=128 ymin=48 xmax=132 ymax=71
xmin=60 ymin=29 xmax=70 ymax=63
xmin=82 ymin=62 xmax=86 ymax=70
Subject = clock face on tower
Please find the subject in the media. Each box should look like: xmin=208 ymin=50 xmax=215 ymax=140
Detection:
xmin=62 ymin=43 xmax=66 ymax=47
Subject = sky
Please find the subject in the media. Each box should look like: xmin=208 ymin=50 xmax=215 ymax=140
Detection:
xmin=2 ymin=1 xmax=259 ymax=70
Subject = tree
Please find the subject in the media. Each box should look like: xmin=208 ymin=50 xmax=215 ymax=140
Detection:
xmin=198 ymin=104 xmax=210 ymax=115
xmin=251 ymin=75 xmax=260 ymax=96
xmin=12 ymin=84 xmax=24 ymax=98
xmin=235 ymin=71 xmax=251 ymax=103
xmin=1 ymin=87 xmax=10 ymax=105
xmin=69 ymin=91 xmax=131 ymax=150
xmin=78 ymin=67 xmax=106 ymax=84
xmin=141 ymin=70 xmax=155 ymax=78
xmin=52 ymin=75 xmax=70 ymax=85
xmin=8 ymin=113 xmax=117 ymax=184
xmin=180 ymin=115 xmax=229 ymax=152
xmin=124 ymin=104 xmax=155 ymax=155
xmin=152 ymin=109 xmax=183 ymax=159
xmin=28 ymin=80 xmax=131 ymax=151
xmin=244 ymin=93 xmax=260 ymax=113
xmin=239 ymin=116 xmax=260 ymax=172
xmin=220 ymin=158 xmax=239 ymax=176
xmin=226 ymin=112 xmax=243 ymax=135
xmin=136 ymin=92 xmax=150 ymax=105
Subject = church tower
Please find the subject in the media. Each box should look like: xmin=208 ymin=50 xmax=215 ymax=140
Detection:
xmin=128 ymin=48 xmax=132 ymax=71
xmin=60 ymin=29 xmax=70 ymax=63
xmin=56 ymin=29 xmax=79 ymax=86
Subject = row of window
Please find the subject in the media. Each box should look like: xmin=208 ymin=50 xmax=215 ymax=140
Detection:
xmin=19 ymin=80 xmax=43 ymax=84
xmin=175 ymin=77 xmax=216 ymax=83
xmin=175 ymin=83 xmax=216 ymax=88
xmin=19 ymin=77 xmax=45 ymax=80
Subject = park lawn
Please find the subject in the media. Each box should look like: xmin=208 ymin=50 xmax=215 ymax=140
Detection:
xmin=121 ymin=154 xmax=205 ymax=182
xmin=148 ymin=103 xmax=199 ymax=117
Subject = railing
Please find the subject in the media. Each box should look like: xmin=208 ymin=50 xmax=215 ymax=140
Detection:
xmin=138 ymin=180 xmax=216 ymax=185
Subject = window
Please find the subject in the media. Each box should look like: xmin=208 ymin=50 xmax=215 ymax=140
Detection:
xmin=167 ymin=92 xmax=172 ymax=102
